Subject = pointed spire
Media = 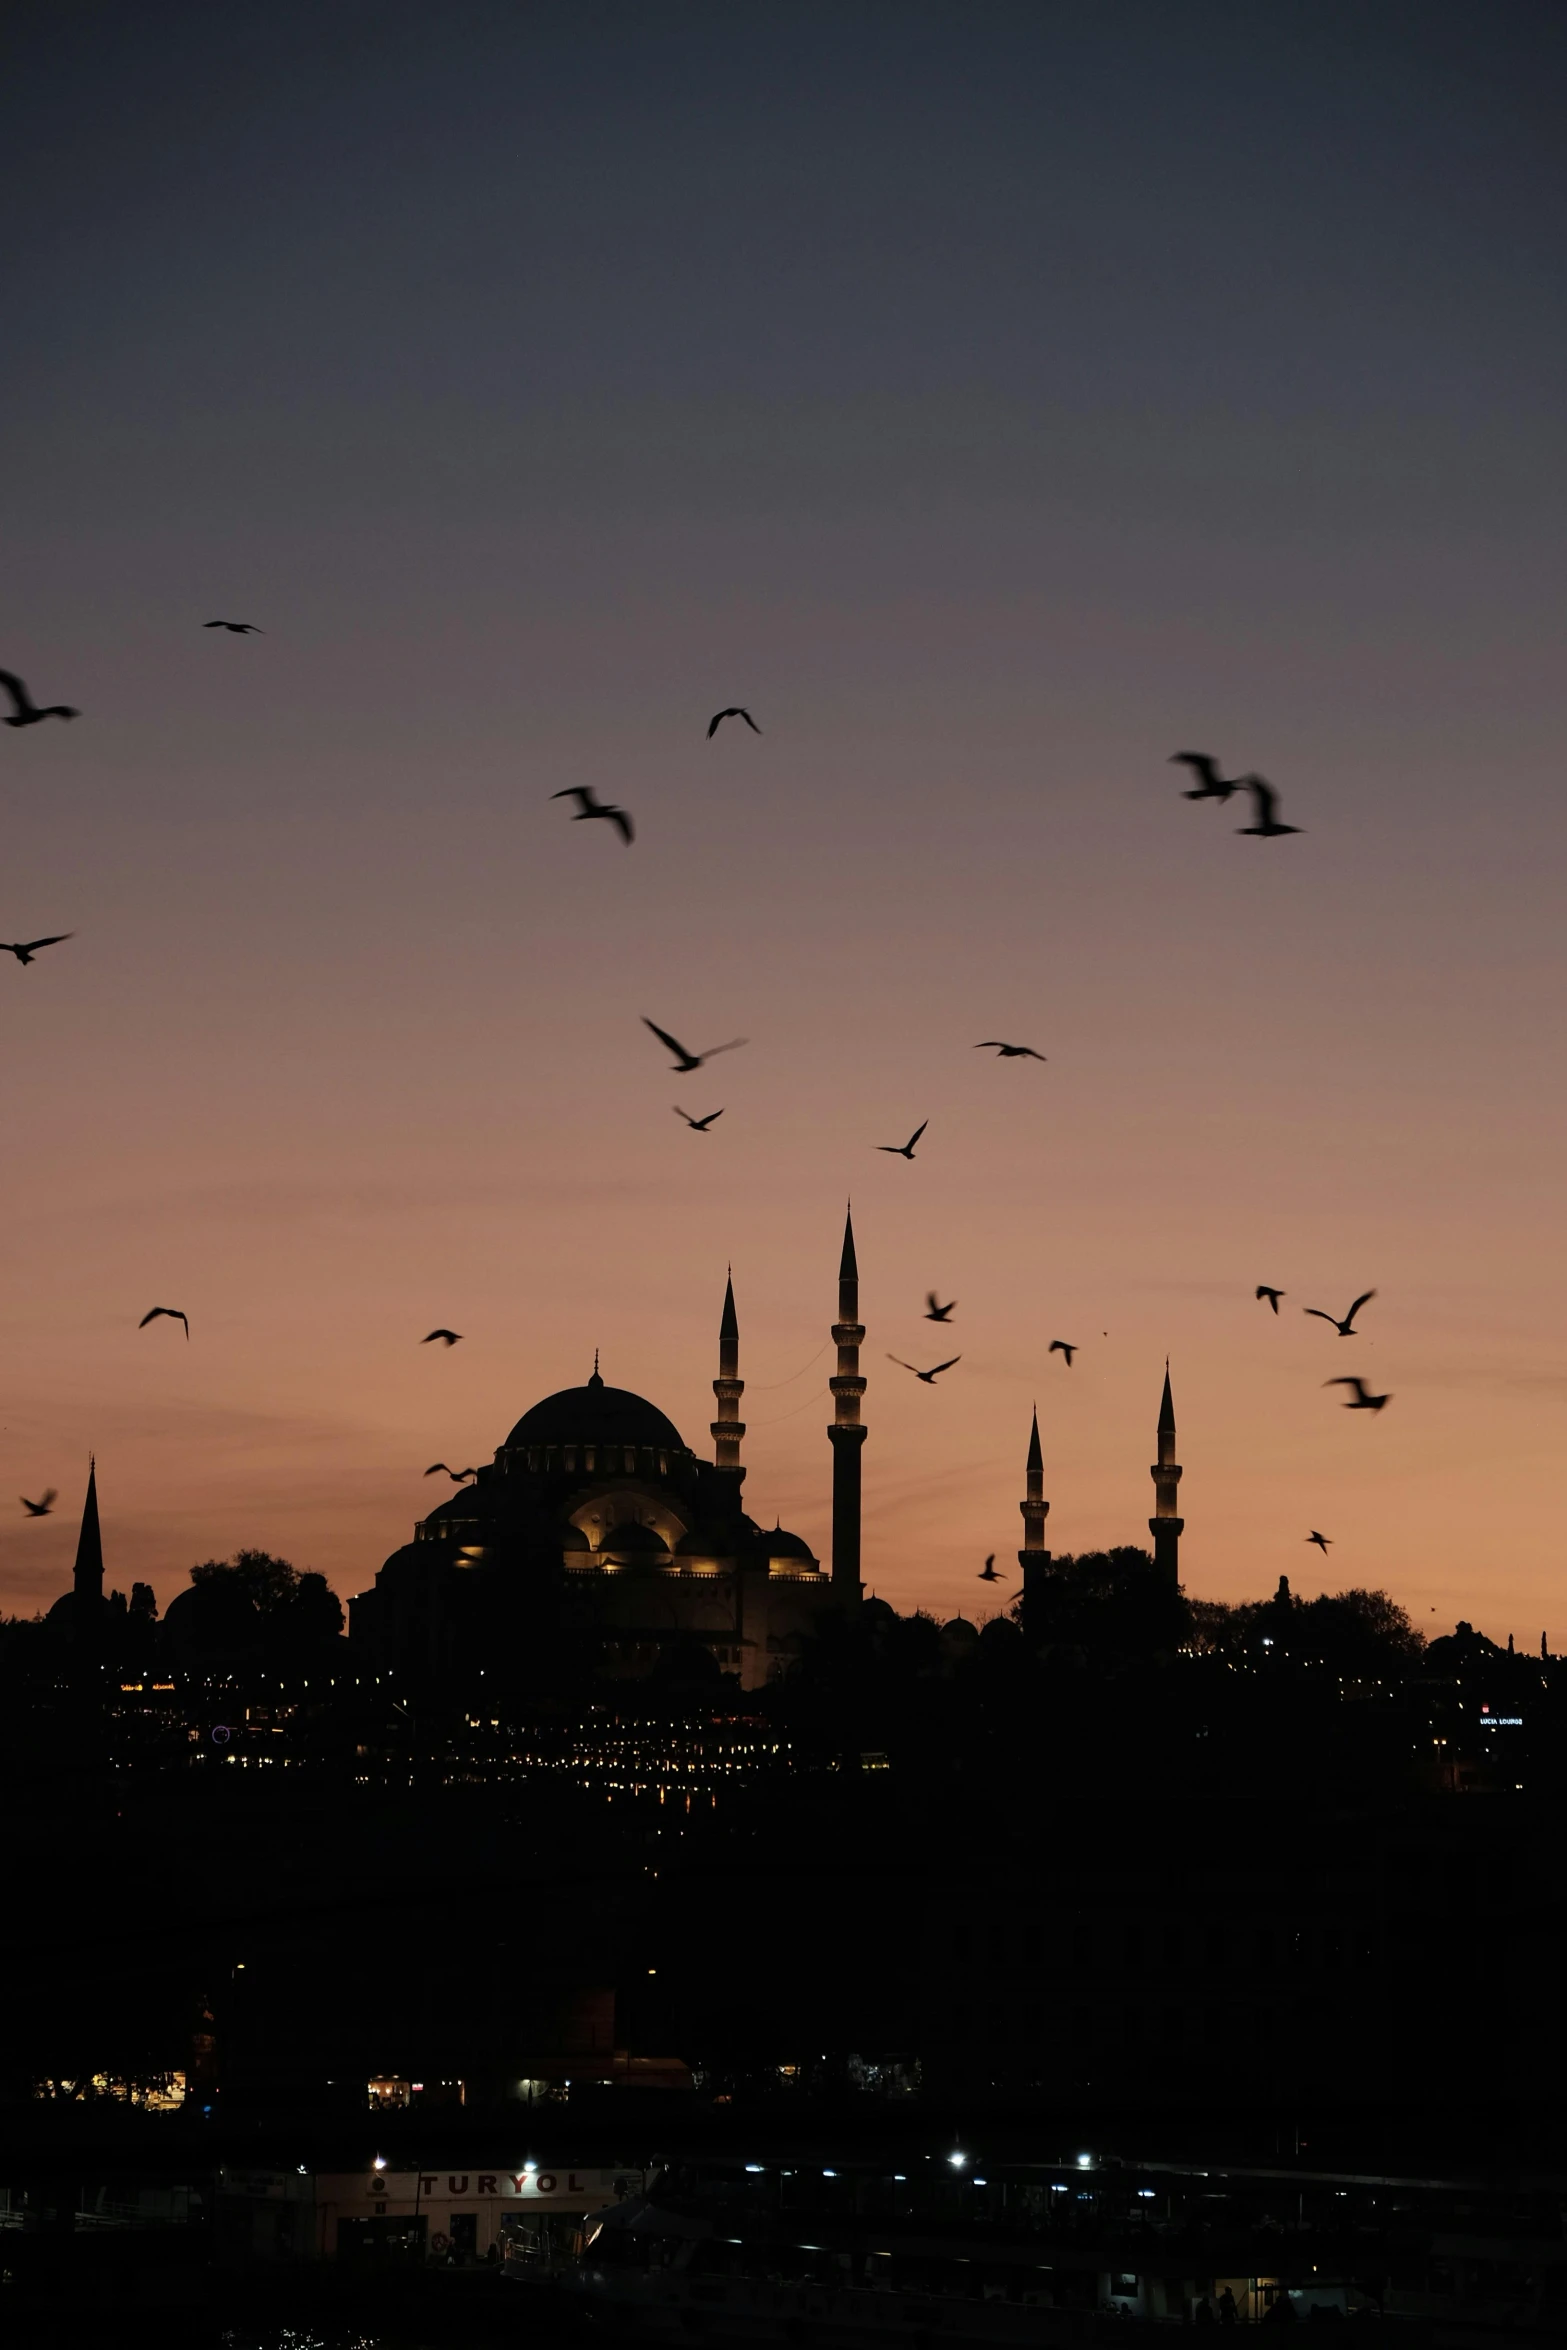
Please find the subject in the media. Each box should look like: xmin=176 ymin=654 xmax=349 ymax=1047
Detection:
xmin=1158 ymin=1361 xmax=1175 ymax=1435
xmin=720 ymin=1267 xmax=738 ymax=1345
xmin=589 ymin=1347 xmax=603 ymax=1390
xmin=1026 ymin=1405 xmax=1042 ymax=1473
xmin=839 ymin=1204 xmax=858 ymax=1282
xmin=73 ymin=1456 xmax=104 ymax=1604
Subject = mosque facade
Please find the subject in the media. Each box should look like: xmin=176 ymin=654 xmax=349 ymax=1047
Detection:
xmin=348 ymin=1214 xmax=871 ymax=1691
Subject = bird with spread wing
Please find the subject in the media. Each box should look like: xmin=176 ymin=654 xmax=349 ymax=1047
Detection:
xmin=551 ymin=785 xmax=634 ymax=843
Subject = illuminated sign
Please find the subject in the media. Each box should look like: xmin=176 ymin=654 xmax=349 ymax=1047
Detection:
xmin=319 ymin=2167 xmax=636 ymax=2208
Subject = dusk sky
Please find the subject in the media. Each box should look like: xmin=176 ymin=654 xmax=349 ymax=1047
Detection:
xmin=2 ymin=1 xmax=1564 ymax=1639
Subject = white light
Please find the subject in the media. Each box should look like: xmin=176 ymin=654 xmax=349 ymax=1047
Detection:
xmin=523 ymin=2161 xmax=538 ymax=2175
xmin=948 ymin=2152 xmax=968 ymax=2169
xmin=1138 ymin=2189 xmax=1156 ymax=2198
xmin=373 ymin=2158 xmax=387 ymax=2172
xmin=745 ymin=2164 xmax=765 ymax=2174
xmin=297 ymin=2164 xmax=307 ymax=2176
xmin=1076 ymin=2153 xmax=1092 ymax=2169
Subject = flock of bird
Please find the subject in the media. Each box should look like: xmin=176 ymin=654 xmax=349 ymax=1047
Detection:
xmin=7 ymin=652 xmax=1376 ymax=1574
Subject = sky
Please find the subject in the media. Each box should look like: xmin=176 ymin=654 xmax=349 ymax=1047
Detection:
xmin=1 ymin=0 xmax=1564 ymax=1639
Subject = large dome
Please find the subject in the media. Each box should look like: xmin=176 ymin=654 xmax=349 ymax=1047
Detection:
xmin=504 ymin=1372 xmax=686 ymax=1456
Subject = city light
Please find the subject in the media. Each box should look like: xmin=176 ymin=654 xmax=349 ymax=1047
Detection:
xmin=1077 ymin=2153 xmax=1093 ymax=2169
xmin=948 ymin=2151 xmax=968 ymax=2169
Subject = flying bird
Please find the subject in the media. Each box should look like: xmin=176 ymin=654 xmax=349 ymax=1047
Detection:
xmin=0 ymin=668 xmax=78 ymax=727
xmin=424 ymin=1463 xmax=478 ymax=1481
xmin=1170 ymin=752 xmax=1246 ymax=803
xmin=642 ymin=1018 xmax=748 ymax=1073
xmin=1 ymin=933 xmax=72 ymax=966
xmin=974 ymin=1041 xmax=1046 ymax=1060
xmin=1237 ymin=776 xmax=1301 ymax=837
xmin=877 ymin=1121 xmax=928 ymax=1160
xmin=1256 ymin=1286 xmax=1285 ymax=1313
xmin=673 ymin=1105 xmax=724 ymax=1131
xmin=20 ymin=1489 xmax=57 ymax=1518
xmin=551 ymin=786 xmax=634 ymax=844
xmin=1304 ymin=1290 xmax=1375 ymax=1337
xmin=1306 ymin=1530 xmax=1332 ymax=1553
xmin=887 ymin=1353 xmax=960 ymax=1385
xmin=1326 ymin=1377 xmax=1390 ymax=1412
xmin=138 ymin=1307 xmax=189 ymax=1339
xmin=422 ymin=1329 xmax=463 ymax=1347
xmin=707 ymin=707 xmax=761 ymax=739
xmin=1048 ymin=1340 xmax=1077 ymax=1366
xmin=925 ymin=1293 xmax=956 ymax=1323
xmin=203 ymin=621 xmax=263 ymax=634
xmin=978 ymin=1555 xmax=1004 ymax=1582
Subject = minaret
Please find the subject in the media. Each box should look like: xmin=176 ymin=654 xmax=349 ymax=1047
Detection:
xmin=1148 ymin=1365 xmax=1183 ymax=1585
xmin=73 ymin=1457 xmax=105 ymax=1608
xmin=1017 ymin=1406 xmax=1051 ymax=1615
xmin=827 ymin=1207 xmax=866 ymax=1608
xmin=710 ymin=1269 xmax=746 ymax=1494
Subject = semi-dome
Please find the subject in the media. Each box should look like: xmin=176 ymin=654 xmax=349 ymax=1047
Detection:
xmin=601 ymin=1520 xmax=670 ymax=1556
xmin=504 ymin=1371 xmax=685 ymax=1456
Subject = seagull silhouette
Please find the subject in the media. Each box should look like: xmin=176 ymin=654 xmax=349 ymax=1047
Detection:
xmin=139 ymin=1306 xmax=189 ymax=1339
xmin=1306 ymin=1530 xmax=1332 ymax=1553
xmin=422 ymin=1329 xmax=463 ymax=1347
xmin=1 ymin=934 xmax=72 ymax=966
xmin=887 ymin=1353 xmax=960 ymax=1385
xmin=925 ymin=1293 xmax=956 ymax=1323
xmin=1170 ymin=751 xmax=1247 ymax=802
xmin=203 ymin=621 xmax=263 ymax=634
xmin=707 ymin=707 xmax=761 ymax=738
xmin=424 ymin=1463 xmax=478 ymax=1481
xmin=673 ymin=1105 xmax=724 ymax=1131
xmin=0 ymin=668 xmax=78 ymax=727
xmin=975 ymin=1041 xmax=1046 ymax=1060
xmin=20 ymin=1489 xmax=57 ymax=1517
xmin=1048 ymin=1340 xmax=1077 ymax=1366
xmin=1304 ymin=1290 xmax=1375 ymax=1337
xmin=978 ymin=1555 xmax=1005 ymax=1582
xmin=551 ymin=786 xmax=634 ymax=844
xmin=878 ymin=1121 xmax=928 ymax=1160
xmin=1326 ymin=1377 xmax=1390 ymax=1412
xmin=643 ymin=1019 xmax=747 ymax=1073
xmin=1237 ymin=776 xmax=1301 ymax=837
xmin=1256 ymin=1286 xmax=1285 ymax=1313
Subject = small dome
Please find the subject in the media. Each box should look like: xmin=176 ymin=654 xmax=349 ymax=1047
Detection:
xmin=941 ymin=1616 xmax=980 ymax=1651
xmin=674 ymin=1527 xmax=717 ymax=1557
xmin=505 ymin=1374 xmax=685 ymax=1456
xmin=760 ymin=1524 xmax=816 ymax=1563
xmin=601 ymin=1520 xmax=670 ymax=1556
xmin=559 ymin=1522 xmax=591 ymax=1552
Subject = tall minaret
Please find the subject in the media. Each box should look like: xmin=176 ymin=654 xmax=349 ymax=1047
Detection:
xmin=710 ymin=1269 xmax=746 ymax=1498
xmin=827 ymin=1207 xmax=866 ymax=1608
xmin=1017 ymin=1406 xmax=1051 ymax=1615
xmin=1148 ymin=1365 xmax=1184 ymax=1585
xmin=73 ymin=1456 xmax=105 ymax=1608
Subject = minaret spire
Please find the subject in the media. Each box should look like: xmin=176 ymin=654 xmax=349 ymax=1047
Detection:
xmin=73 ymin=1456 xmax=104 ymax=1607
xmin=711 ymin=1267 xmax=746 ymax=1489
xmin=1018 ymin=1405 xmax=1051 ymax=1630
xmin=1148 ymin=1363 xmax=1184 ymax=1585
xmin=827 ymin=1205 xmax=866 ymax=1608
